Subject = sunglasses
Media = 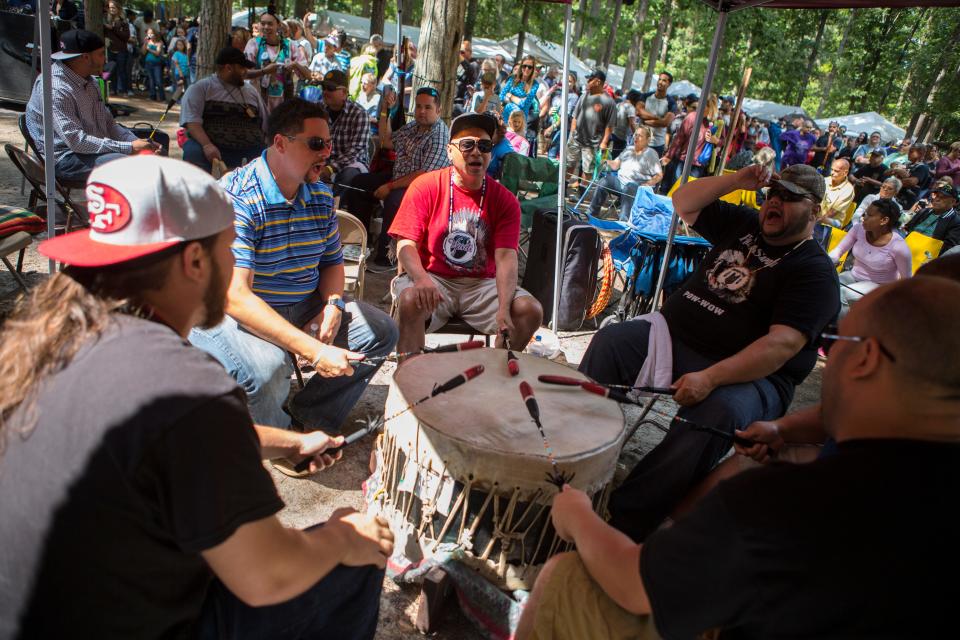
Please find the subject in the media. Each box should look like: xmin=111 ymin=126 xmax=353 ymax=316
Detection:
xmin=284 ymin=135 xmax=331 ymax=151
xmin=820 ymin=324 xmax=897 ymax=362
xmin=521 ymin=64 xmax=534 ymax=70
xmin=451 ymin=138 xmax=494 ymax=154
xmin=321 ymin=83 xmax=344 ymax=92
xmin=768 ymin=184 xmax=812 ymax=204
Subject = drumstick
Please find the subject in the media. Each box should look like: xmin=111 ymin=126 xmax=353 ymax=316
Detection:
xmin=501 ymin=330 xmax=520 ymax=377
xmin=538 ymin=374 xmax=675 ymax=396
xmin=349 ymin=339 xmax=485 ymax=365
xmin=518 ymin=381 xmax=575 ymax=489
xmin=381 ymin=365 xmax=486 ymax=423
xmin=292 ymin=416 xmax=384 ymax=473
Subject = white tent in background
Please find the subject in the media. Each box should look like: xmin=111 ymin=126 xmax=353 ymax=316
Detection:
xmin=815 ymin=111 xmax=906 ymax=143
xmin=667 ymin=79 xmax=702 ymax=98
xmin=740 ymin=97 xmax=807 ymax=123
xmin=498 ymin=33 xmax=591 ymax=77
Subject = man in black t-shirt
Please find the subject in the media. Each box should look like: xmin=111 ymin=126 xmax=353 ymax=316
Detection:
xmin=517 ymin=277 xmax=960 ymax=640
xmin=0 ymin=156 xmax=393 ymax=639
xmin=579 ymin=163 xmax=839 ymax=542
xmin=892 ymin=143 xmax=933 ymax=208
xmin=851 ymin=149 xmax=887 ymax=202
xmin=454 ymin=39 xmax=480 ymax=115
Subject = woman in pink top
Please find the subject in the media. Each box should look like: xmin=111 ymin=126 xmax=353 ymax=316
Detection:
xmin=829 ymin=198 xmax=912 ymax=318
xmin=935 ymin=141 xmax=960 ymax=188
xmin=505 ymin=110 xmax=531 ymax=156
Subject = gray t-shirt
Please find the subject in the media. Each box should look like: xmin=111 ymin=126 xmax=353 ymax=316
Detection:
xmin=643 ymin=93 xmax=671 ymax=148
xmin=0 ymin=315 xmax=282 ymax=638
xmin=180 ymin=75 xmax=267 ymax=151
xmin=613 ymin=100 xmax=637 ymax=140
xmin=617 ymin=147 xmax=663 ymax=189
xmin=573 ymin=92 xmax=617 ymax=147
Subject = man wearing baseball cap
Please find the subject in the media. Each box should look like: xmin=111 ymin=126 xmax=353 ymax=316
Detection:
xmin=180 ymin=46 xmax=267 ymax=173
xmin=580 ymin=163 xmax=839 ymax=542
xmin=388 ymin=112 xmax=543 ymax=355
xmin=25 ymin=29 xmax=160 ymax=182
xmin=904 ymin=183 xmax=960 ymax=254
xmin=0 ymin=156 xmax=393 ymax=638
xmin=567 ymin=68 xmax=616 ymax=194
xmin=316 ymin=68 xmax=371 ymax=193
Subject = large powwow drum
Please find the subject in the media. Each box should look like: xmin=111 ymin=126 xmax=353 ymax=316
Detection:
xmin=365 ymin=348 xmax=626 ymax=590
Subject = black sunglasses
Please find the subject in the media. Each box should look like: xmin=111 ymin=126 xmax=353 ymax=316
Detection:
xmin=284 ymin=135 xmax=331 ymax=152
xmin=521 ymin=64 xmax=534 ymax=70
xmin=820 ymin=324 xmax=897 ymax=362
xmin=451 ymin=138 xmax=494 ymax=154
xmin=768 ymin=184 xmax=812 ymax=204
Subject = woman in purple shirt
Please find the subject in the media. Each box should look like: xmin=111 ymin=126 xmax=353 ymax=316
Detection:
xmin=935 ymin=141 xmax=960 ymax=188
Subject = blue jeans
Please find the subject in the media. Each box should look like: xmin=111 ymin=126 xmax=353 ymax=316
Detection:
xmin=55 ymin=151 xmax=128 ymax=182
xmin=198 ymin=554 xmax=384 ymax=640
xmin=108 ymin=49 xmax=130 ymax=94
xmin=145 ymin=59 xmax=165 ymax=100
xmin=580 ymin=319 xmax=786 ymax=542
xmin=189 ymin=294 xmax=398 ymax=429
xmin=589 ymin=174 xmax=639 ymax=222
xmin=182 ymin=138 xmax=264 ymax=173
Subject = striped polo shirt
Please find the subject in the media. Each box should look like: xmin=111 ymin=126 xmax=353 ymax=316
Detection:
xmin=221 ymin=152 xmax=342 ymax=306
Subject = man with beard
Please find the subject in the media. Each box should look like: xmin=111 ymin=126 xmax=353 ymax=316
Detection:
xmin=388 ymin=113 xmax=543 ymax=354
xmin=180 ymin=47 xmax=268 ymax=173
xmin=0 ymin=156 xmax=394 ymax=639
xmin=189 ymin=98 xmax=397 ymax=436
xmin=578 ymin=163 xmax=839 ymax=542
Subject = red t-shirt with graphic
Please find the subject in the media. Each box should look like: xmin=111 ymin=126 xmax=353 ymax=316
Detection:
xmin=389 ymin=166 xmax=521 ymax=279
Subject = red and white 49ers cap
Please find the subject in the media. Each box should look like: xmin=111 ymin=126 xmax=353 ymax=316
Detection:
xmin=40 ymin=156 xmax=236 ymax=267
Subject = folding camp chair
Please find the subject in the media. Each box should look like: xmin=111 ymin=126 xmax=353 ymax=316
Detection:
xmin=5 ymin=144 xmax=88 ymax=233
xmin=18 ymin=114 xmax=87 ymax=201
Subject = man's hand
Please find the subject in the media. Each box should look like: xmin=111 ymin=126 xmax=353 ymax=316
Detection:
xmin=660 ymin=155 xmax=672 ymax=167
xmin=327 ymin=508 xmax=395 ymax=568
xmin=202 ymin=142 xmax=222 ymax=163
xmin=409 ymin=276 xmax=443 ymax=314
xmin=734 ymin=420 xmax=784 ymax=463
xmin=734 ymin=164 xmax=774 ymax=192
xmin=552 ymin=485 xmax=593 ymax=542
xmin=373 ymin=183 xmax=392 ymax=200
xmin=306 ymin=305 xmax=342 ymax=345
xmin=131 ymin=139 xmax=159 ymax=154
xmin=672 ymin=370 xmax=716 ymax=406
xmin=305 ymin=342 xmax=362 ymax=378
xmin=295 ymin=430 xmax=345 ymax=473
xmin=495 ymin=305 xmax=514 ymax=338
xmin=383 ymin=90 xmax=397 ymax=110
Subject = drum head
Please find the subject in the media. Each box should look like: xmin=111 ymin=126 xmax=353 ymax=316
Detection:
xmin=387 ymin=349 xmax=626 ymax=494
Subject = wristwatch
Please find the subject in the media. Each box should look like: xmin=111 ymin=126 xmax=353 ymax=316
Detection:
xmin=326 ymin=297 xmax=345 ymax=312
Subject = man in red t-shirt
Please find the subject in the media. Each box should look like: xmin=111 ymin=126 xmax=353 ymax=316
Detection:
xmin=389 ymin=112 xmax=543 ymax=354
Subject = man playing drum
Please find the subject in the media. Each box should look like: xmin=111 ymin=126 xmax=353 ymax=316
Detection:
xmin=389 ymin=112 xmax=543 ymax=354
xmin=0 ymin=157 xmax=394 ymax=639
xmin=580 ymin=164 xmax=839 ymax=542
xmin=518 ymin=276 xmax=960 ymax=639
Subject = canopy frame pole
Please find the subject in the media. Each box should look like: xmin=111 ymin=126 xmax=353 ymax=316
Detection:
xmin=38 ymin=8 xmax=56 ymax=274
xmin=651 ymin=8 xmax=728 ymax=309
xmin=550 ymin=1 xmax=574 ymax=330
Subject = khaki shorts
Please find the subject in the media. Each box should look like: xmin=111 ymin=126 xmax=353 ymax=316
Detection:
xmin=529 ymin=553 xmax=660 ymax=640
xmin=392 ymin=273 xmax=532 ymax=334
xmin=566 ymin=137 xmax=599 ymax=175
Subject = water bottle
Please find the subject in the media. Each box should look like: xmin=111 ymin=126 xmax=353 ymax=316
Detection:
xmin=526 ymin=329 xmax=561 ymax=359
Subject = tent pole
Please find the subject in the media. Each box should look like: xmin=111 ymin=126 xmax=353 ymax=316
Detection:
xmin=651 ymin=8 xmax=727 ymax=309
xmin=551 ymin=1 xmax=573 ymax=331
xmin=38 ymin=8 xmax=56 ymax=274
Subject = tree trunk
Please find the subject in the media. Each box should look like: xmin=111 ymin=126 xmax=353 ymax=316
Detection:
xmin=904 ymin=112 xmax=922 ymax=140
xmin=370 ymin=0 xmax=387 ymax=38
xmin=361 ymin=0 xmax=371 ymax=18
xmin=621 ymin=0 xmax=650 ymax=92
xmin=659 ymin=10 xmax=672 ymax=65
xmin=464 ymin=0 xmax=479 ymax=39
xmin=515 ymin=1 xmax=531 ymax=63
xmin=643 ymin=0 xmax=671 ymax=92
xmin=903 ymin=18 xmax=960 ymax=140
xmin=197 ymin=0 xmax=232 ymax=80
xmin=600 ymin=0 xmax=623 ymax=68
xmin=87 ymin=0 xmax=104 ymax=39
xmin=876 ymin=8 xmax=926 ymax=110
xmin=580 ymin=0 xmax=601 ymax=60
xmin=795 ymin=10 xmax=828 ymax=106
xmin=414 ymin=0 xmax=468 ymax=120
xmin=294 ymin=0 xmax=310 ymax=20
xmin=574 ymin=0 xmax=589 ymax=46
xmin=895 ymin=10 xmax=935 ymax=115
xmin=816 ymin=9 xmax=856 ymax=118
xmin=857 ymin=9 xmax=902 ymax=113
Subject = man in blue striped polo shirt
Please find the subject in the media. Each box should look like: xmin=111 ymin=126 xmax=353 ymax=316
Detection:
xmin=190 ymin=98 xmax=398 ymax=442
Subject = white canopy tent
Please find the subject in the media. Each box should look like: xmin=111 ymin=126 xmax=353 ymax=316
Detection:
xmin=815 ymin=111 xmax=906 ymax=143
xmin=498 ymin=33 xmax=591 ymax=78
xmin=740 ymin=97 xmax=807 ymax=122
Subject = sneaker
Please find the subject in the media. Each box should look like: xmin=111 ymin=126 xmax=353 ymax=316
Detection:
xmin=366 ymin=255 xmax=395 ymax=273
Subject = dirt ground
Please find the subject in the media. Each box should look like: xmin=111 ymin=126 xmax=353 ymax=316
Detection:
xmin=0 ymin=97 xmax=823 ymax=639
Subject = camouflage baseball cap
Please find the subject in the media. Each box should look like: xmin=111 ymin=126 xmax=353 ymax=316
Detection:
xmin=774 ymin=164 xmax=825 ymax=201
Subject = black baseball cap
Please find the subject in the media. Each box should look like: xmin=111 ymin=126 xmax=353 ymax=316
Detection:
xmin=450 ymin=112 xmax=497 ymax=139
xmin=215 ymin=47 xmax=255 ymax=68
xmin=322 ymin=69 xmax=348 ymax=88
xmin=586 ymin=69 xmax=606 ymax=83
xmin=52 ymin=29 xmax=105 ymax=60
xmin=934 ymin=184 xmax=959 ymax=200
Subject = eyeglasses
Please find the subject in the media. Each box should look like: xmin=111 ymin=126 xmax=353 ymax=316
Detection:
xmin=767 ymin=184 xmax=813 ymax=204
xmin=820 ymin=324 xmax=897 ymax=362
xmin=521 ymin=64 xmax=534 ymax=70
xmin=284 ymin=135 xmax=331 ymax=151
xmin=321 ymin=83 xmax=344 ymax=92
xmin=450 ymin=138 xmax=494 ymax=154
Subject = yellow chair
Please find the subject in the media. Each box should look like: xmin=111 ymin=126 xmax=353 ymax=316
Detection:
xmin=666 ymin=175 xmax=698 ymax=198
xmin=823 ymin=224 xmax=849 ymax=273
xmin=839 ymin=200 xmax=857 ymax=229
xmin=336 ymin=209 xmax=367 ymax=301
xmin=904 ymin=231 xmax=944 ymax=274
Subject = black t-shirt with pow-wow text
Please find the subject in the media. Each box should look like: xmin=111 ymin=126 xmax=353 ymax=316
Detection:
xmin=660 ymin=201 xmax=839 ymax=406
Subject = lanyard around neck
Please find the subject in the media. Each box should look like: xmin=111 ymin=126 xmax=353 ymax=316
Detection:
xmin=448 ymin=167 xmax=486 ymax=232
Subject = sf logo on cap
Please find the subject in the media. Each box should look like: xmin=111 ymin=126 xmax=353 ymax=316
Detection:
xmin=87 ymin=183 xmax=132 ymax=233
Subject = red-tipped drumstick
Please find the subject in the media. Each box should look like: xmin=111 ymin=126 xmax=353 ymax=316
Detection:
xmin=349 ymin=339 xmax=485 ymax=365
xmin=538 ymin=374 xmax=675 ymax=396
xmin=501 ymin=330 xmax=520 ymax=376
xmin=518 ymin=381 xmax=574 ymax=488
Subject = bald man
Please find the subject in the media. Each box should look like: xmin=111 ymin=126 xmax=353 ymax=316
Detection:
xmin=518 ymin=276 xmax=960 ymax=640
xmin=821 ymin=158 xmax=855 ymax=226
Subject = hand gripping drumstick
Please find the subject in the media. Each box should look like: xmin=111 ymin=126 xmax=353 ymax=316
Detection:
xmin=501 ymin=330 xmax=520 ymax=377
xmin=148 ymin=86 xmax=186 ymax=142
xmin=349 ymin=339 xmax=484 ymax=366
xmin=538 ymin=374 xmax=675 ymax=396
xmin=293 ymin=416 xmax=384 ymax=473
xmin=518 ymin=381 xmax=575 ymax=489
